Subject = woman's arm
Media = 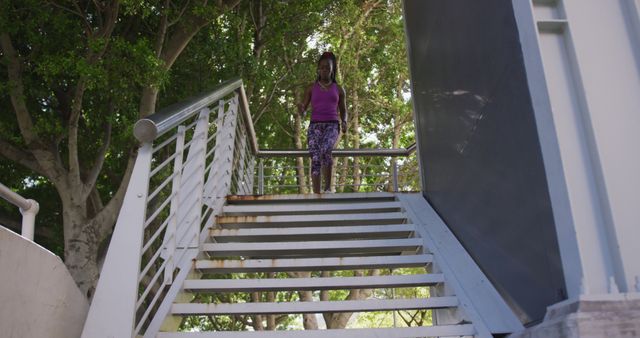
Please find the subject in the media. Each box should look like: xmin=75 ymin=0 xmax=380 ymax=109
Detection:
xmin=338 ymin=85 xmax=348 ymax=133
xmin=297 ymin=84 xmax=313 ymax=116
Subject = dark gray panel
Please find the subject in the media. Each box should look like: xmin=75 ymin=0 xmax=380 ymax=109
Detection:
xmin=404 ymin=0 xmax=566 ymax=325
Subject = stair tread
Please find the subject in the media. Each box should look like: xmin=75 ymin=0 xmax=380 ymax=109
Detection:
xmin=225 ymin=192 xmax=396 ymax=205
xmin=216 ymin=212 xmax=409 ymax=228
xmin=171 ymin=297 xmax=458 ymax=315
xmin=195 ymin=254 xmax=433 ymax=273
xmin=209 ymin=224 xmax=416 ymax=242
xmin=156 ymin=324 xmax=476 ymax=337
xmin=157 ymin=324 xmax=475 ymax=337
xmin=202 ymin=238 xmax=422 ymax=257
xmin=183 ymin=273 xmax=444 ymax=292
xmin=221 ymin=201 xmax=403 ymax=215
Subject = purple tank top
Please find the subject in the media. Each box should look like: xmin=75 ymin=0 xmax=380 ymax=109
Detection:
xmin=310 ymin=82 xmax=339 ymax=122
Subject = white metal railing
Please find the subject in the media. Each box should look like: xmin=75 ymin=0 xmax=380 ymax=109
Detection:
xmin=81 ymin=77 xmax=418 ymax=338
xmin=82 ymin=78 xmax=256 ymax=338
xmin=0 ymin=182 xmax=39 ymax=240
xmin=256 ymin=150 xmax=419 ymax=194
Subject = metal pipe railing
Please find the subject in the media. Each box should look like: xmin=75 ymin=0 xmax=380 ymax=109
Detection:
xmin=0 ymin=182 xmax=39 ymax=241
xmin=258 ymin=147 xmax=415 ymax=158
xmin=133 ymin=79 xmax=415 ymax=158
xmin=133 ymin=78 xmax=243 ymax=143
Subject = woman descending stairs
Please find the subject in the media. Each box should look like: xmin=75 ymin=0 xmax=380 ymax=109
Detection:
xmin=146 ymin=192 xmax=522 ymax=337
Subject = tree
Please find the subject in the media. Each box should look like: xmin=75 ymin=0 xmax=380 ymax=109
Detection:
xmin=1 ymin=0 xmax=418 ymax=331
xmin=0 ymin=0 xmax=240 ymax=298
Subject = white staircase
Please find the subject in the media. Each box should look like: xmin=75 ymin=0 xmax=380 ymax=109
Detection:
xmin=80 ymin=80 xmax=522 ymax=338
xmin=144 ymin=192 xmax=521 ymax=337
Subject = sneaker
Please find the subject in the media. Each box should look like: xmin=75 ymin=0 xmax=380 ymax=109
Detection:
xmin=323 ymin=189 xmax=333 ymax=194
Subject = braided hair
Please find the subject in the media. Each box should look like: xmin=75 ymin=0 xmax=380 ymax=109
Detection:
xmin=316 ymin=51 xmax=338 ymax=83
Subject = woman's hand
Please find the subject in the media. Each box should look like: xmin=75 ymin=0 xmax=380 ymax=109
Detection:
xmin=341 ymin=120 xmax=347 ymax=133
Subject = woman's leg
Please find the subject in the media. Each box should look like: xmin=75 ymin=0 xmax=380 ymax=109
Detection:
xmin=319 ymin=124 xmax=340 ymax=192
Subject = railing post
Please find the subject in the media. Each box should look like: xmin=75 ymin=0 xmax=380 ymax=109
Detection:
xmin=203 ymin=97 xmax=238 ymax=215
xmin=81 ymin=143 xmax=153 ymax=338
xmin=392 ymin=161 xmax=399 ymax=192
xmin=19 ymin=199 xmax=39 ymax=241
xmin=164 ymin=126 xmax=186 ymax=284
xmin=258 ymin=159 xmax=264 ymax=195
xmin=0 ymin=182 xmax=39 ymax=241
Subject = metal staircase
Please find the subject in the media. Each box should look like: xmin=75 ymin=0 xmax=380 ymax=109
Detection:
xmin=150 ymin=192 xmax=470 ymax=337
xmin=80 ymin=79 xmax=523 ymax=337
xmin=148 ymin=192 xmax=521 ymax=337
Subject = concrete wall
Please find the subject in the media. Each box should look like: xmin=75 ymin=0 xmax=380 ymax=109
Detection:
xmin=0 ymin=226 xmax=88 ymax=338
xmin=404 ymin=0 xmax=566 ymax=324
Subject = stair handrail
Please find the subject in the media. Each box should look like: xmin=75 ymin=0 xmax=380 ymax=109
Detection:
xmin=134 ymin=77 xmax=259 ymax=156
xmin=0 ymin=181 xmax=39 ymax=241
xmin=82 ymin=78 xmax=256 ymax=338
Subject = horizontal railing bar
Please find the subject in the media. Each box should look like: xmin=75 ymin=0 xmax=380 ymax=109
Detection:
xmin=257 ymin=146 xmax=415 ymax=158
xmin=0 ymin=182 xmax=32 ymax=211
xmin=152 ymin=133 xmax=178 ymax=154
xmin=135 ymin=282 xmax=168 ymax=335
xmin=145 ymin=193 xmax=174 ymax=228
xmin=138 ymin=244 xmax=164 ymax=284
xmin=136 ymin=259 xmax=169 ymax=309
xmin=147 ymin=171 xmax=178 ymax=202
xmin=149 ymin=153 xmax=178 ymax=178
xmin=134 ymin=78 xmax=242 ymax=143
xmin=183 ymin=118 xmax=199 ymax=132
xmin=141 ymin=215 xmax=172 ymax=255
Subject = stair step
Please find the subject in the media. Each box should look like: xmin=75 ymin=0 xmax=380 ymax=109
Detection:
xmin=195 ymin=254 xmax=433 ymax=273
xmin=221 ymin=201 xmax=403 ymax=216
xmin=171 ymin=297 xmax=458 ymax=315
xmin=157 ymin=324 xmax=475 ymax=338
xmin=209 ymin=224 xmax=416 ymax=242
xmin=216 ymin=212 xmax=409 ymax=228
xmin=183 ymin=274 xmax=444 ymax=293
xmin=202 ymin=238 xmax=422 ymax=257
xmin=225 ymin=192 xmax=396 ymax=205
xmin=156 ymin=324 xmax=476 ymax=337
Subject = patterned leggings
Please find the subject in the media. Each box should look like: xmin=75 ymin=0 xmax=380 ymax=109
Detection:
xmin=307 ymin=122 xmax=339 ymax=176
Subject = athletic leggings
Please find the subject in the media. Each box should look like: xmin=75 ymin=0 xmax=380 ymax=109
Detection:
xmin=307 ymin=121 xmax=340 ymax=176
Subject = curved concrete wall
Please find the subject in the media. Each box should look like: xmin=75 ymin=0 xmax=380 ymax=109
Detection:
xmin=404 ymin=0 xmax=566 ymax=324
xmin=0 ymin=226 xmax=88 ymax=338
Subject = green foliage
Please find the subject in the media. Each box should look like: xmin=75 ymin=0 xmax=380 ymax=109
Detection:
xmin=1 ymin=0 xmax=419 ymax=330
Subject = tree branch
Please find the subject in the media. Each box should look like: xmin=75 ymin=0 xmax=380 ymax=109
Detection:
xmin=154 ymin=0 xmax=171 ymax=57
xmin=82 ymin=123 xmax=111 ymax=200
xmin=253 ymin=72 xmax=289 ymax=124
xmin=0 ymin=138 xmax=46 ymax=175
xmin=94 ymin=148 xmax=136 ymax=240
xmin=139 ymin=0 xmax=241 ymax=117
xmin=0 ymin=33 xmax=40 ymax=148
xmin=68 ymin=1 xmax=119 ymax=189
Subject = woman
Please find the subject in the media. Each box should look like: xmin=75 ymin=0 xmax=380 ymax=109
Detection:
xmin=298 ymin=51 xmax=348 ymax=194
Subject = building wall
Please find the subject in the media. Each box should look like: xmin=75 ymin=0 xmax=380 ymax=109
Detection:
xmin=404 ymin=0 xmax=566 ymax=324
xmin=513 ymin=0 xmax=640 ymax=299
xmin=0 ymin=226 xmax=88 ymax=338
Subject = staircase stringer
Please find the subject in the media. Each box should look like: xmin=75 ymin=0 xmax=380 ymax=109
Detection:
xmin=397 ymin=193 xmax=524 ymax=336
xmin=143 ymin=248 xmax=202 ymax=336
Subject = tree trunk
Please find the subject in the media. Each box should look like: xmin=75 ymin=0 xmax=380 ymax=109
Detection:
xmin=289 ymin=272 xmax=318 ymax=329
xmin=292 ymin=95 xmax=308 ymax=194
xmin=320 ymin=270 xmax=380 ymax=329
